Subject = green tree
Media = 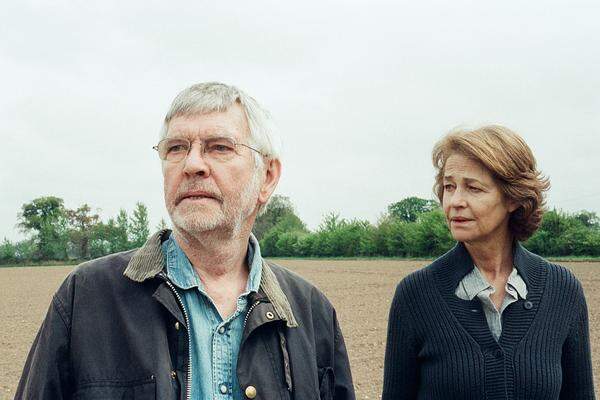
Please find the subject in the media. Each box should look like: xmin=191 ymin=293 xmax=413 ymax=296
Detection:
xmin=388 ymin=197 xmax=438 ymax=222
xmin=0 ymin=238 xmax=17 ymax=264
xmin=260 ymin=214 xmax=308 ymax=256
xmin=129 ymin=202 xmax=150 ymax=248
xmin=15 ymin=239 xmax=37 ymax=262
xmin=311 ymin=214 xmax=376 ymax=257
xmin=328 ymin=219 xmax=376 ymax=257
xmin=310 ymin=213 xmax=344 ymax=256
xmin=527 ymin=210 xmax=576 ymax=256
xmin=580 ymin=230 xmax=600 ymax=256
xmin=18 ymin=196 xmax=68 ymax=260
xmin=253 ymin=195 xmax=305 ymax=240
xmin=575 ymin=211 xmax=599 ymax=228
xmin=88 ymin=209 xmax=134 ymax=255
xmin=374 ymin=216 xmax=409 ymax=256
xmin=404 ymin=209 xmax=454 ymax=257
xmin=296 ymin=234 xmax=318 ymax=257
xmin=66 ymin=204 xmax=100 ymax=259
xmin=87 ymin=221 xmax=112 ymax=259
xmin=114 ymin=209 xmax=131 ymax=251
xmin=275 ymin=231 xmax=306 ymax=256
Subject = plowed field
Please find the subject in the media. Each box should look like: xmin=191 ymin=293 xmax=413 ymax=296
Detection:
xmin=2 ymin=260 xmax=599 ymax=399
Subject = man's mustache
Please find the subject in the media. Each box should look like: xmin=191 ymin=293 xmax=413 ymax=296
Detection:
xmin=175 ymin=183 xmax=223 ymax=205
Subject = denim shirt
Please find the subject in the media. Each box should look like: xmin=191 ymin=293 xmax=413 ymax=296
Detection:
xmin=455 ymin=266 xmax=528 ymax=341
xmin=162 ymin=234 xmax=263 ymax=400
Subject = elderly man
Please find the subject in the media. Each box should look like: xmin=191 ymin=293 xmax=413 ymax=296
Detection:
xmin=16 ymin=82 xmax=355 ymax=400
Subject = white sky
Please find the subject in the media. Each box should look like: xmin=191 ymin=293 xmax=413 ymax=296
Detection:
xmin=1 ymin=0 xmax=599 ymax=241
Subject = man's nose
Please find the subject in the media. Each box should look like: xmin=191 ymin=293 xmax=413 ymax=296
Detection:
xmin=182 ymin=142 xmax=211 ymax=177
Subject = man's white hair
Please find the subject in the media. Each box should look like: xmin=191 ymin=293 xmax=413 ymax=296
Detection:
xmin=161 ymin=82 xmax=281 ymax=214
xmin=160 ymin=82 xmax=281 ymax=165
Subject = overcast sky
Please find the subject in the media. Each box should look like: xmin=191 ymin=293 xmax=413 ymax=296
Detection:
xmin=1 ymin=0 xmax=599 ymax=241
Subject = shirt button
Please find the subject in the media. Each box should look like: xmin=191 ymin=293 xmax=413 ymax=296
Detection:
xmin=524 ymin=301 xmax=533 ymax=310
xmin=174 ymin=322 xmax=180 ymax=330
xmin=171 ymin=371 xmax=177 ymax=380
xmin=495 ymin=349 xmax=503 ymax=359
xmin=218 ymin=326 xmax=226 ymax=334
xmin=245 ymin=385 xmax=257 ymax=398
xmin=219 ymin=384 xmax=228 ymax=394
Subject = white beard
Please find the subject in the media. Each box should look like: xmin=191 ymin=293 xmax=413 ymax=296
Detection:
xmin=168 ymin=167 xmax=262 ymax=238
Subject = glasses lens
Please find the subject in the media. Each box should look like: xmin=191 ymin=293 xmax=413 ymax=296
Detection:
xmin=158 ymin=138 xmax=190 ymax=161
xmin=204 ymin=137 xmax=238 ymax=161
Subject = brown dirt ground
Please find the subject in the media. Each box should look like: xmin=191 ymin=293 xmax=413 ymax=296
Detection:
xmin=1 ymin=260 xmax=599 ymax=400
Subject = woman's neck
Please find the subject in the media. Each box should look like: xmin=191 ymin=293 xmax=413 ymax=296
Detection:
xmin=464 ymin=231 xmax=514 ymax=281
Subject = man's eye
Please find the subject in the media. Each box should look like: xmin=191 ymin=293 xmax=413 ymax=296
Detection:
xmin=469 ymin=186 xmax=482 ymax=192
xmin=208 ymin=143 xmax=235 ymax=153
xmin=444 ymin=184 xmax=454 ymax=190
xmin=168 ymin=144 xmax=188 ymax=153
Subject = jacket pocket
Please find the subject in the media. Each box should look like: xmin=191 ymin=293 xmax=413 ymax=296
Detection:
xmin=318 ymin=367 xmax=334 ymax=400
xmin=73 ymin=376 xmax=156 ymax=400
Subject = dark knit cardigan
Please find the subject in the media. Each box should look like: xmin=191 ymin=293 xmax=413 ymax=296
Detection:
xmin=382 ymin=242 xmax=594 ymax=400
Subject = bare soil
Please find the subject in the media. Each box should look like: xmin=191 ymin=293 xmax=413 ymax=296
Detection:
xmin=1 ymin=260 xmax=599 ymax=399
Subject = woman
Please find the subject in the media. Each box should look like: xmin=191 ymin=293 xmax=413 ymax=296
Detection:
xmin=382 ymin=125 xmax=594 ymax=399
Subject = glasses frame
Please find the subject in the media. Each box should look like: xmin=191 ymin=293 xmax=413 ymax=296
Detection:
xmin=152 ymin=136 xmax=269 ymax=163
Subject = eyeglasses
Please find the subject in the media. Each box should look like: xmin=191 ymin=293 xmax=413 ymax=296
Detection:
xmin=153 ymin=136 xmax=268 ymax=163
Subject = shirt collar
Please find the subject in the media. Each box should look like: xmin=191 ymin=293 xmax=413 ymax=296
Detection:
xmin=457 ymin=266 xmax=491 ymax=300
xmin=163 ymin=233 xmax=263 ymax=294
xmin=456 ymin=265 xmax=528 ymax=300
xmin=506 ymin=267 xmax=528 ymax=299
xmin=124 ymin=230 xmax=298 ymax=327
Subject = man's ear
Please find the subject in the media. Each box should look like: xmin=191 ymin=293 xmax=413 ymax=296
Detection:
xmin=258 ymin=158 xmax=281 ymax=206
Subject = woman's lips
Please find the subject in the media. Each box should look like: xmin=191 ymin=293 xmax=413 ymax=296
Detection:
xmin=450 ymin=218 xmax=473 ymax=225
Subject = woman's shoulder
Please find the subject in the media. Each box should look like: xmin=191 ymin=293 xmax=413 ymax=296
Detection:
xmin=543 ymin=259 xmax=586 ymax=297
xmin=393 ymin=257 xmax=445 ymax=301
xmin=521 ymin=246 xmax=586 ymax=303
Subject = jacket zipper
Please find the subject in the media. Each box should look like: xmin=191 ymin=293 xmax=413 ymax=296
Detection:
xmin=160 ymin=274 xmax=192 ymax=400
xmin=242 ymin=300 xmax=261 ymax=333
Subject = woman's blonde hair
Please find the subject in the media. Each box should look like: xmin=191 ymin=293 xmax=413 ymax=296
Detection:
xmin=432 ymin=125 xmax=550 ymax=241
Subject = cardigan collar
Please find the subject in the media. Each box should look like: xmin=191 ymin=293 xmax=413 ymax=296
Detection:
xmin=443 ymin=240 xmax=541 ymax=291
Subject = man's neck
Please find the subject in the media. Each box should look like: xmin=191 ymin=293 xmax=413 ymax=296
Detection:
xmin=172 ymin=226 xmax=255 ymax=319
xmin=172 ymin=227 xmax=251 ymax=279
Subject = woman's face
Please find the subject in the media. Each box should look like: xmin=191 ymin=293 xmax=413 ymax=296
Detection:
xmin=442 ymin=153 xmax=517 ymax=245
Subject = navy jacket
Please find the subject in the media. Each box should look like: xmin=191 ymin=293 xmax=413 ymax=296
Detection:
xmin=16 ymin=230 xmax=355 ymax=400
xmin=382 ymin=242 xmax=594 ymax=400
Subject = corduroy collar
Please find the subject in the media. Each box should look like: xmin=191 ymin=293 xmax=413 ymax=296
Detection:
xmin=123 ymin=230 xmax=298 ymax=327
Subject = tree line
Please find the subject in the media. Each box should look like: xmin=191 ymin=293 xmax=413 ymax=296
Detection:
xmin=1 ymin=195 xmax=599 ymax=265
xmin=255 ymin=195 xmax=600 ymax=258
xmin=0 ymin=196 xmax=165 ymax=265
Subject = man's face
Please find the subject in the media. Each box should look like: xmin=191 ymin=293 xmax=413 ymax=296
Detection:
xmin=162 ymin=104 xmax=263 ymax=236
